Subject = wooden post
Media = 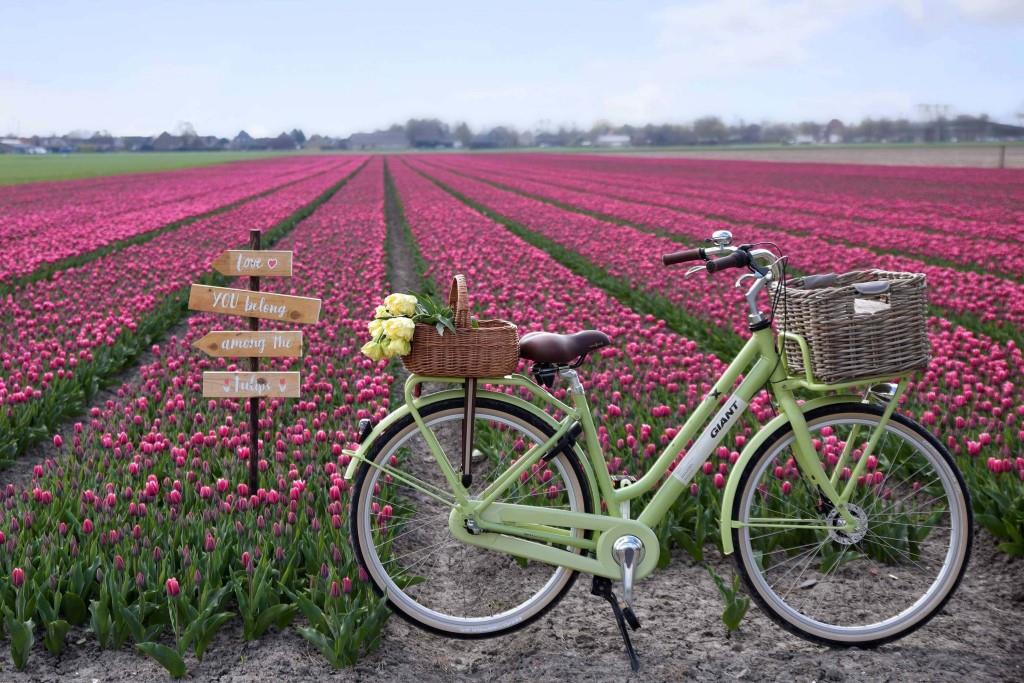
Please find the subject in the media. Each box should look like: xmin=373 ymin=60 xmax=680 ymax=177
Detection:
xmin=248 ymin=228 xmax=261 ymax=493
xmin=999 ymin=145 xmax=1007 ymax=169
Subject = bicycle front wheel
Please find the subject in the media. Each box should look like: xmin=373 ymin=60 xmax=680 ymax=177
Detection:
xmin=350 ymin=397 xmax=592 ymax=637
xmin=731 ymin=403 xmax=971 ymax=646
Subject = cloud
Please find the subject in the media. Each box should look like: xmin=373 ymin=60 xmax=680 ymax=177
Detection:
xmin=602 ymin=83 xmax=664 ymax=122
xmin=654 ymin=0 xmax=861 ymax=71
xmin=951 ymin=0 xmax=1024 ymax=22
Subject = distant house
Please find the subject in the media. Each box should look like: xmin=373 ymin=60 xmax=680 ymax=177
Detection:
xmin=595 ymin=134 xmax=631 ymax=148
xmin=0 ymin=138 xmax=45 ymax=154
xmin=230 ymin=130 xmax=255 ymax=150
xmin=469 ymin=127 xmax=518 ymax=149
xmin=270 ymin=132 xmax=299 ymax=150
xmin=792 ymin=134 xmax=816 ymax=145
xmin=346 ymin=131 xmax=409 ymax=150
xmin=304 ymin=134 xmax=340 ymax=150
xmin=151 ymin=132 xmax=186 ymax=151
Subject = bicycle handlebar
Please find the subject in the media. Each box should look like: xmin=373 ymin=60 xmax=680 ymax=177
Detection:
xmin=661 ymin=248 xmax=705 ymax=266
xmin=705 ymin=249 xmax=751 ymax=273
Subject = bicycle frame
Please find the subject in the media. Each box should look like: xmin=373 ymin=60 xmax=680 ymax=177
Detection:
xmin=343 ymin=326 xmax=907 ymax=581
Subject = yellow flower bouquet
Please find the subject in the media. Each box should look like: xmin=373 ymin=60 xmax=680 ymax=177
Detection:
xmin=360 ymin=292 xmax=457 ymax=361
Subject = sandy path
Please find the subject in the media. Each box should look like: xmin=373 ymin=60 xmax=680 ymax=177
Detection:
xmin=3 ymin=534 xmax=1019 ymax=682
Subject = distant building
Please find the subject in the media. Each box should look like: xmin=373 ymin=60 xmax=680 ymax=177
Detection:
xmin=346 ymin=131 xmax=409 ymax=150
xmin=151 ymin=132 xmax=184 ymax=151
xmin=0 ymin=138 xmax=46 ymax=154
xmin=595 ymin=134 xmax=631 ymax=148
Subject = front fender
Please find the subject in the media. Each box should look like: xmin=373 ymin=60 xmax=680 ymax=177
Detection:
xmin=342 ymin=389 xmax=600 ymax=510
xmin=720 ymin=394 xmax=863 ymax=554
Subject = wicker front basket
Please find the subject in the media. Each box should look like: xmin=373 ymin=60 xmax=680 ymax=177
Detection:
xmin=402 ymin=275 xmax=519 ymax=377
xmin=773 ymin=270 xmax=929 ymax=384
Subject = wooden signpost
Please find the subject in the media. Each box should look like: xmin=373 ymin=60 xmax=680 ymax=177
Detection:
xmin=202 ymin=371 xmax=302 ymax=398
xmin=187 ymin=285 xmax=321 ymax=324
xmin=189 ymin=230 xmax=321 ymax=490
xmin=211 ymin=249 xmax=293 ymax=277
xmin=194 ymin=330 xmax=303 ymax=358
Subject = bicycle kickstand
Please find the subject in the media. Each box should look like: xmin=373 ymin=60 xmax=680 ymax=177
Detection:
xmin=591 ymin=576 xmax=641 ymax=672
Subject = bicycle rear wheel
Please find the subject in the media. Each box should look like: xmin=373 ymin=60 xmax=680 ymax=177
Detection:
xmin=350 ymin=397 xmax=592 ymax=637
xmin=731 ymin=403 xmax=971 ymax=646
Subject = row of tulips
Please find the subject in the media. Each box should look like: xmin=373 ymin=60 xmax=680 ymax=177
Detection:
xmin=0 ymin=155 xmax=342 ymax=283
xmin=442 ymin=153 xmax=1024 ymax=244
xmin=505 ymin=157 xmax=1024 ymax=277
xmin=402 ymin=157 xmax=1024 ymax=556
xmin=0 ymin=158 xmax=365 ymax=462
xmin=417 ymin=155 xmax=1024 ymax=342
xmin=0 ymin=158 xmax=393 ymax=676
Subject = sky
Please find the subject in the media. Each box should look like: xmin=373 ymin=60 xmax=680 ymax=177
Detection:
xmin=2 ymin=0 xmax=1023 ymax=138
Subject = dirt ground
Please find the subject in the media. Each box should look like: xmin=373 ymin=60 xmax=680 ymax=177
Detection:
xmin=1 ymin=534 xmax=1019 ymax=682
xmin=617 ymin=145 xmax=1024 ymax=168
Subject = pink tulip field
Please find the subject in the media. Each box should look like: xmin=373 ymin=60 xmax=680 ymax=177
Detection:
xmin=0 ymin=153 xmax=1022 ymax=675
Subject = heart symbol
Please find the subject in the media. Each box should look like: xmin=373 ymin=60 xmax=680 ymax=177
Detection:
xmin=267 ymin=258 xmax=278 ymax=269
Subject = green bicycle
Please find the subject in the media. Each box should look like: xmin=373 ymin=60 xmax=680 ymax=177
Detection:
xmin=344 ymin=233 xmax=972 ymax=670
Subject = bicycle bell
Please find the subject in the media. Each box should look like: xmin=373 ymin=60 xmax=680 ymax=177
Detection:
xmin=711 ymin=230 xmax=733 ymax=247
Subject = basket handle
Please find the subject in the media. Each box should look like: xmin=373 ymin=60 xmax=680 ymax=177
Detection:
xmin=449 ymin=275 xmax=470 ymax=329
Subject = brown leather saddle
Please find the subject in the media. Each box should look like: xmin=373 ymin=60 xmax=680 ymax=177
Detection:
xmin=519 ymin=330 xmax=611 ymax=365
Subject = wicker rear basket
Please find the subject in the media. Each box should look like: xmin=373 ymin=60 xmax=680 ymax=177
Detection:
xmin=402 ymin=275 xmax=519 ymax=377
xmin=773 ymin=270 xmax=929 ymax=384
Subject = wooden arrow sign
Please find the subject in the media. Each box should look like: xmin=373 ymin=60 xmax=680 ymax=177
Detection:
xmin=211 ymin=250 xmax=293 ymax=277
xmin=188 ymin=284 xmax=321 ymax=324
xmin=203 ymin=371 xmax=301 ymax=398
xmin=194 ymin=330 xmax=303 ymax=358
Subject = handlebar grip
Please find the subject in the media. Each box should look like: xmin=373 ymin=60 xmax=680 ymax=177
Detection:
xmin=662 ymin=248 xmax=704 ymax=266
xmin=706 ymin=249 xmax=751 ymax=273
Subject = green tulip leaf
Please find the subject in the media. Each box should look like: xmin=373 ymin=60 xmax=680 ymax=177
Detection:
xmin=137 ymin=641 xmax=187 ymax=678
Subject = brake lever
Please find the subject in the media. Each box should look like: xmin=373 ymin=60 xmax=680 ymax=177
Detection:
xmin=735 ymin=273 xmax=760 ymax=289
xmin=684 ymin=265 xmax=706 ymax=279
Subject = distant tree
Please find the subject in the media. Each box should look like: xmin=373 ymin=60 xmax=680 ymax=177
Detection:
xmin=289 ymin=129 xmax=306 ymax=145
xmin=739 ymin=124 xmax=762 ymax=143
xmin=405 ymin=118 xmax=451 ymax=147
xmin=454 ymin=122 xmax=473 ymax=147
xmin=761 ymin=123 xmax=793 ymax=143
xmin=693 ymin=116 xmax=727 ymax=143
xmin=796 ymin=121 xmax=822 ymax=141
xmin=176 ymin=121 xmax=197 ymax=138
xmin=824 ymin=119 xmax=844 ymax=142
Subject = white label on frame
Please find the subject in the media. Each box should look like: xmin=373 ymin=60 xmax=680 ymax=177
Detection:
xmin=672 ymin=395 xmax=749 ymax=484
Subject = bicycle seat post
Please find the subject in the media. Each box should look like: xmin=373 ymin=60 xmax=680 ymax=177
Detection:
xmin=461 ymin=378 xmax=476 ymax=488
